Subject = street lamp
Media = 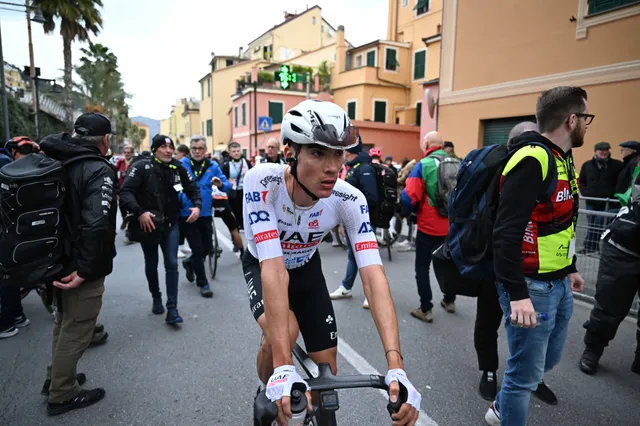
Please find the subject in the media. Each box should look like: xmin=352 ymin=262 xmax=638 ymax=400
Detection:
xmin=0 ymin=0 xmax=45 ymax=141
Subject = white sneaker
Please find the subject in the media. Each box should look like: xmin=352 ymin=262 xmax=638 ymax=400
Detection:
xmin=332 ymin=241 xmax=340 ymax=247
xmin=396 ymin=240 xmax=411 ymax=248
xmin=329 ymin=286 xmax=352 ymax=300
xmin=362 ymin=298 xmax=369 ymax=309
xmin=179 ymin=245 xmax=192 ymax=255
xmin=177 ymin=251 xmax=186 ymax=259
xmin=484 ymin=402 xmax=500 ymax=426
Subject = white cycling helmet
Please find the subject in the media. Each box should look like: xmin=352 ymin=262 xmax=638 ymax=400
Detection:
xmin=281 ymin=100 xmax=359 ymax=150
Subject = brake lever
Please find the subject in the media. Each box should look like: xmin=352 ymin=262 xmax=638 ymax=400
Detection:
xmin=386 ymin=381 xmax=408 ymax=417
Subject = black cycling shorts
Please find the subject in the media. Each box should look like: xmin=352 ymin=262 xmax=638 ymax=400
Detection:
xmin=241 ymin=250 xmax=338 ymax=353
xmin=213 ymin=198 xmax=238 ymax=232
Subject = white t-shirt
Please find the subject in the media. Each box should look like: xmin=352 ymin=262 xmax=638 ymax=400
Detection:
xmin=243 ymin=163 xmax=382 ymax=270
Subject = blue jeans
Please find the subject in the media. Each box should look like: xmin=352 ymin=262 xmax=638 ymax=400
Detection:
xmin=140 ymin=223 xmax=180 ymax=308
xmin=342 ymin=235 xmax=358 ymax=291
xmin=495 ymin=277 xmax=573 ymax=426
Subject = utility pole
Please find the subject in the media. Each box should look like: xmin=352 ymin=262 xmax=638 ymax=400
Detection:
xmin=26 ymin=0 xmax=39 ymax=140
xmin=305 ymin=72 xmax=310 ymax=100
xmin=0 ymin=20 xmax=10 ymax=141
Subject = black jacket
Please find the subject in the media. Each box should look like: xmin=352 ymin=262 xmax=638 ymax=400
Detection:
xmin=40 ymin=133 xmax=117 ymax=281
xmin=609 ymin=171 xmax=640 ymax=256
xmin=345 ymin=152 xmax=378 ymax=209
xmin=261 ymin=153 xmax=286 ymax=165
xmin=616 ymin=151 xmax=640 ymax=194
xmin=0 ymin=148 xmax=11 ymax=168
xmin=579 ymin=156 xmax=622 ymax=208
xmin=120 ymin=156 xmax=201 ymax=224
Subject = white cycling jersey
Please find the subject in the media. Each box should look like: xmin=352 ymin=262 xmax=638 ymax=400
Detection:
xmin=243 ymin=163 xmax=382 ymax=270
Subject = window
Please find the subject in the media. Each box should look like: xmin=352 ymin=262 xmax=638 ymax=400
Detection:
xmin=202 ymin=122 xmax=204 ymax=135
xmin=226 ymin=59 xmax=234 ymax=67
xmin=234 ymin=106 xmax=238 ymax=128
xmin=355 ymin=54 xmax=362 ymax=68
xmin=402 ymin=0 xmax=408 ymax=6
xmin=415 ymin=0 xmax=430 ymax=16
xmin=201 ymin=82 xmax=204 ymax=100
xmin=321 ymin=24 xmax=325 ymax=33
xmin=415 ymin=102 xmax=422 ymax=126
xmin=413 ymin=49 xmax=426 ymax=80
xmin=312 ymin=16 xmax=316 ymax=24
xmin=206 ymin=119 xmax=212 ymax=136
xmin=269 ymin=101 xmax=284 ymax=124
xmin=374 ymin=101 xmax=387 ymax=123
xmin=385 ymin=48 xmax=397 ymax=71
xmin=207 ymin=78 xmax=211 ymax=97
xmin=242 ymin=103 xmax=246 ymax=126
xmin=588 ymin=0 xmax=639 ymax=14
xmin=347 ymin=101 xmax=357 ymax=120
xmin=482 ymin=116 xmax=536 ymax=146
xmin=242 ymin=148 xmax=247 ymax=157
xmin=366 ymin=50 xmax=376 ymax=67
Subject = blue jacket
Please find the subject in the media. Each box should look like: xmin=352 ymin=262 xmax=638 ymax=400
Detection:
xmin=179 ymin=157 xmax=231 ymax=217
xmin=0 ymin=148 xmax=11 ymax=169
xmin=345 ymin=151 xmax=378 ymax=208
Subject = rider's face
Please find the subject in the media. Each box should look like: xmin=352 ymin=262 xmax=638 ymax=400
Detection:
xmin=296 ymin=145 xmax=343 ymax=198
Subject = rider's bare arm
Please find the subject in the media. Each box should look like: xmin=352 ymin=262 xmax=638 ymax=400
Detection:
xmin=261 ymin=257 xmax=293 ymax=367
xmin=360 ymin=265 xmax=404 ymax=370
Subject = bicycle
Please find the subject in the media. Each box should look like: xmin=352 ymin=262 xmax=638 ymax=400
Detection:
xmin=206 ymin=220 xmax=222 ymax=279
xmin=253 ymin=343 xmax=406 ymax=426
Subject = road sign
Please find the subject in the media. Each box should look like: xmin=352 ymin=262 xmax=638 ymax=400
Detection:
xmin=258 ymin=116 xmax=272 ymax=132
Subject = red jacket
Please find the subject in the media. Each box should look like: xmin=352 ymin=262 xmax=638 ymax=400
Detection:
xmin=115 ymin=158 xmax=132 ymax=187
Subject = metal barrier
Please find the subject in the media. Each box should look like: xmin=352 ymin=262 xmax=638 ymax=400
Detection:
xmin=575 ymin=195 xmax=638 ymax=315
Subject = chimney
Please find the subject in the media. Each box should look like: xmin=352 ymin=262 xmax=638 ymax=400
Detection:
xmin=335 ymin=25 xmax=346 ymax=73
xmin=284 ymin=11 xmax=296 ymax=21
xmin=239 ymin=46 xmax=244 ymax=58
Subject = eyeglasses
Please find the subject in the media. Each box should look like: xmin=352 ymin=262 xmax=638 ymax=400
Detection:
xmin=573 ymin=113 xmax=595 ymax=125
xmin=267 ymin=146 xmax=278 ymax=149
xmin=191 ymin=147 xmax=206 ymax=151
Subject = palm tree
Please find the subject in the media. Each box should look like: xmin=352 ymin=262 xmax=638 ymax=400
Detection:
xmin=35 ymin=0 xmax=104 ymax=127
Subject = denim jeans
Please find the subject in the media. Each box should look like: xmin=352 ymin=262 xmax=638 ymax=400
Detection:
xmin=415 ymin=231 xmax=453 ymax=312
xmin=495 ymin=277 xmax=574 ymax=426
xmin=342 ymin=234 xmax=358 ymax=291
xmin=140 ymin=223 xmax=180 ymax=308
xmin=181 ymin=217 xmax=213 ymax=287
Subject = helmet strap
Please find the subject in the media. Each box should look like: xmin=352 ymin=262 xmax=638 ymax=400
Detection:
xmin=289 ymin=158 xmax=319 ymax=201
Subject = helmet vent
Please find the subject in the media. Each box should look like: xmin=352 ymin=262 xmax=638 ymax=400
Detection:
xmin=289 ymin=110 xmax=303 ymax=117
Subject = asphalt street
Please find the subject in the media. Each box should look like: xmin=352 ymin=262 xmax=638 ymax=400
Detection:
xmin=0 ymin=219 xmax=638 ymax=426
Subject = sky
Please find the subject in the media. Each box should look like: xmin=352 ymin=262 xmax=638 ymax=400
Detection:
xmin=0 ymin=0 xmax=388 ymax=120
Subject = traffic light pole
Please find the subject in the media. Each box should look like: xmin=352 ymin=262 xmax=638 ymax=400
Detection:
xmin=253 ymin=81 xmax=257 ymax=158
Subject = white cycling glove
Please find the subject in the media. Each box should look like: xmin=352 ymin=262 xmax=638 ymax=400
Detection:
xmin=385 ymin=368 xmax=422 ymax=409
xmin=265 ymin=365 xmax=310 ymax=402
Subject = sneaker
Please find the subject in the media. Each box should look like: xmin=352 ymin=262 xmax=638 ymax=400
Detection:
xmin=177 ymin=250 xmax=186 ymax=259
xmin=440 ymin=300 xmax=456 ymax=314
xmin=396 ymin=240 xmax=411 ymax=248
xmin=41 ymin=373 xmax=87 ymax=396
xmin=362 ymin=298 xmax=369 ymax=309
xmin=484 ymin=401 xmax=500 ymax=426
xmin=0 ymin=324 xmax=18 ymax=339
xmin=331 ymin=241 xmax=340 ymax=247
xmin=479 ymin=371 xmax=497 ymax=401
xmin=13 ymin=314 xmax=30 ymax=328
xmin=152 ymin=298 xmax=165 ymax=315
xmin=47 ymin=388 xmax=105 ymax=416
xmin=89 ymin=331 xmax=109 ymax=348
xmin=94 ymin=323 xmax=104 ymax=334
xmin=631 ymin=353 xmax=640 ymax=375
xmin=120 ymin=222 xmax=127 ymax=230
xmin=579 ymin=347 xmax=603 ymax=375
xmin=165 ymin=308 xmax=183 ymax=325
xmin=329 ymin=286 xmax=352 ymax=300
xmin=410 ymin=308 xmax=433 ymax=323
xmin=533 ymin=380 xmax=557 ymax=405
xmin=183 ymin=259 xmax=195 ymax=283
xmin=200 ymin=284 xmax=213 ymax=298
xmin=179 ymin=244 xmax=192 ymax=255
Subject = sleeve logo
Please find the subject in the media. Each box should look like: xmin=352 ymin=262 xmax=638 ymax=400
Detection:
xmin=254 ymin=230 xmax=279 ymax=243
xmin=245 ymin=191 xmax=269 ymax=204
xmin=355 ymin=241 xmax=378 ymax=251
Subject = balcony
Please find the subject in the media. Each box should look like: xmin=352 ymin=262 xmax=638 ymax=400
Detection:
xmin=332 ymin=66 xmax=379 ymax=90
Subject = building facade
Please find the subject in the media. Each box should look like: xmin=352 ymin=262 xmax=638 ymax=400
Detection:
xmin=131 ymin=121 xmax=151 ymax=152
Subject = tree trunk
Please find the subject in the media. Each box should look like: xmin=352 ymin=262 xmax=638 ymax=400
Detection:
xmin=62 ymin=34 xmax=74 ymax=128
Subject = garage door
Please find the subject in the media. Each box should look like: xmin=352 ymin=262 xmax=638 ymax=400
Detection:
xmin=482 ymin=116 xmax=536 ymax=146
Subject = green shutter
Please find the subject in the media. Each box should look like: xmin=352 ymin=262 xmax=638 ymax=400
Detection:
xmin=588 ymin=0 xmax=638 ymax=15
xmin=414 ymin=0 xmax=429 ymax=14
xmin=242 ymin=148 xmax=247 ymax=157
xmin=366 ymin=50 xmax=376 ymax=67
xmin=385 ymin=48 xmax=397 ymax=71
xmin=206 ymin=119 xmax=212 ymax=136
xmin=416 ymin=102 xmax=422 ymax=126
xmin=242 ymin=103 xmax=246 ymax=126
xmin=234 ymin=107 xmax=238 ymax=128
xmin=413 ymin=50 xmax=426 ymax=80
xmin=269 ymin=102 xmax=284 ymax=124
xmin=482 ymin=116 xmax=536 ymax=146
xmin=201 ymin=82 xmax=204 ymax=100
xmin=374 ymin=101 xmax=386 ymax=123
xmin=207 ymin=78 xmax=211 ymax=97
xmin=347 ymin=102 xmax=356 ymax=120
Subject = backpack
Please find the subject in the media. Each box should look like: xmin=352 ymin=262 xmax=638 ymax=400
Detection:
xmin=428 ymin=154 xmax=461 ymax=217
xmin=446 ymin=142 xmax=558 ymax=281
xmin=0 ymin=153 xmax=110 ymax=289
xmin=367 ymin=163 xmax=398 ymax=229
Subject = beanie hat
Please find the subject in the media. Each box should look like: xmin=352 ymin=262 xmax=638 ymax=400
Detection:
xmin=151 ymin=134 xmax=175 ymax=152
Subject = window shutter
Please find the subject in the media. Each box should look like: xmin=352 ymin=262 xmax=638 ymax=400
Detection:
xmin=588 ymin=0 xmax=637 ymax=15
xmin=416 ymin=102 xmax=422 ymax=126
xmin=385 ymin=48 xmax=397 ymax=71
xmin=269 ymin=102 xmax=284 ymax=124
xmin=413 ymin=50 xmax=426 ymax=80
xmin=482 ymin=116 xmax=536 ymax=146
xmin=347 ymin=102 xmax=356 ymax=120
xmin=374 ymin=101 xmax=386 ymax=123
xmin=366 ymin=50 xmax=376 ymax=67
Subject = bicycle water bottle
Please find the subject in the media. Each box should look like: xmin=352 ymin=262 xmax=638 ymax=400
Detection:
xmin=287 ymin=389 xmax=308 ymax=426
xmin=510 ymin=312 xmax=548 ymax=326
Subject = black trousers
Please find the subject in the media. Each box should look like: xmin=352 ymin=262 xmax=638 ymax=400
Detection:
xmin=474 ymin=282 xmax=504 ymax=372
xmin=230 ymin=189 xmax=244 ymax=230
xmin=0 ymin=285 xmax=24 ymax=327
xmin=180 ymin=217 xmax=214 ymax=287
xmin=583 ymin=239 xmax=640 ymax=353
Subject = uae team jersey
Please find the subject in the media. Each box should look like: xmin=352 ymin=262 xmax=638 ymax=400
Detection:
xmin=243 ymin=163 xmax=382 ymax=270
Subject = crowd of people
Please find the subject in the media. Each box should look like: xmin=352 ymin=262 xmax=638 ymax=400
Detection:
xmin=0 ymin=86 xmax=638 ymax=425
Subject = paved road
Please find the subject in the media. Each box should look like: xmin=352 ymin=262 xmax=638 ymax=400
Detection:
xmin=1 ymin=219 xmax=638 ymax=426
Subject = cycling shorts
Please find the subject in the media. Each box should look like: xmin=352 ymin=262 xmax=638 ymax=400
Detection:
xmin=213 ymin=198 xmax=238 ymax=232
xmin=241 ymin=250 xmax=338 ymax=353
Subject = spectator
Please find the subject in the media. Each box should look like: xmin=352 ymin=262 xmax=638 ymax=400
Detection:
xmin=175 ymin=145 xmax=192 ymax=257
xmin=615 ymin=141 xmax=640 ymax=194
xmin=369 ymin=147 xmax=382 ymax=164
xmin=485 ymin=86 xmax=587 ymax=426
xmin=120 ymin=135 xmax=202 ymax=325
xmin=578 ymin=142 xmax=623 ymax=253
xmin=220 ymin=141 xmax=252 ymax=231
xmin=38 ymin=112 xmax=118 ymax=415
xmin=402 ymin=131 xmax=456 ymax=323
xmin=261 ymin=138 xmax=286 ymax=164
xmin=443 ymin=141 xmax=461 ymax=160
xmin=0 ymin=140 xmax=11 ymax=168
xmin=384 ymin=155 xmax=394 ymax=167
xmin=175 ymin=144 xmax=190 ymax=161
xmin=115 ymin=146 xmax=135 ymax=230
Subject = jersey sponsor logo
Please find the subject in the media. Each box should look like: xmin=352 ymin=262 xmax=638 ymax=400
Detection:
xmin=358 ymin=221 xmax=374 ymax=234
xmin=308 ymin=219 xmax=320 ymax=229
xmin=104 ymin=177 xmax=113 ymax=186
xmin=281 ymin=241 xmax=320 ymax=250
xmin=279 ymin=230 xmax=324 ymax=244
xmin=297 ymin=215 xmax=301 ymax=226
xmin=555 ymin=187 xmax=574 ymax=203
xmin=355 ymin=241 xmax=378 ymax=251
xmin=523 ymin=221 xmax=535 ymax=245
xmin=330 ymin=331 xmax=338 ymax=340
xmin=282 ymin=204 xmax=294 ymax=215
xmin=310 ymin=209 xmax=323 ymax=218
xmin=245 ymin=191 xmax=268 ymax=204
xmin=360 ymin=205 xmax=369 ymax=214
xmin=254 ymin=229 xmax=278 ymax=243
xmin=285 ymin=256 xmax=308 ymax=266
xmin=260 ymin=175 xmax=283 ymax=187
xmin=278 ymin=219 xmax=293 ymax=227
xmin=332 ymin=189 xmax=358 ymax=202
xmin=248 ymin=211 xmax=270 ymax=224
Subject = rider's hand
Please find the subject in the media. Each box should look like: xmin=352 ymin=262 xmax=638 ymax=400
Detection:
xmin=266 ymin=365 xmax=312 ymax=426
xmin=211 ymin=177 xmax=222 ymax=188
xmin=186 ymin=207 xmax=200 ymax=223
xmin=385 ymin=369 xmax=420 ymax=426
xmin=138 ymin=212 xmax=156 ymax=232
xmin=510 ymin=298 xmax=537 ymax=328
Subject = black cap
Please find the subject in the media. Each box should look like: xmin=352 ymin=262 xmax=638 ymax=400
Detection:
xmin=443 ymin=141 xmax=454 ymax=149
xmin=620 ymin=141 xmax=640 ymax=151
xmin=346 ymin=140 xmax=362 ymax=154
xmin=594 ymin=142 xmax=610 ymax=151
xmin=74 ymin=112 xmax=114 ymax=137
xmin=151 ymin=134 xmax=175 ymax=152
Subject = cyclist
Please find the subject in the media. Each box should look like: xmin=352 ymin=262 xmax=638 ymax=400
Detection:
xmin=242 ymin=100 xmax=421 ymax=426
xmin=369 ymin=147 xmax=382 ymax=164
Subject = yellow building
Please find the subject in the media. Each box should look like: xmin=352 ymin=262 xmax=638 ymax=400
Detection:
xmin=131 ymin=121 xmax=150 ymax=152
xmin=158 ymin=98 xmax=200 ymax=145
xmin=182 ymin=99 xmax=200 ymax=141
xmin=4 ymin=63 xmax=26 ymax=92
xmin=159 ymin=118 xmax=170 ymax=137
xmin=332 ymin=0 xmax=442 ymax=132
xmin=437 ymin=0 xmax=640 ymax=168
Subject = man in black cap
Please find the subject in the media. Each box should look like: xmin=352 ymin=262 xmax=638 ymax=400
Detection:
xmin=443 ymin=141 xmax=461 ymax=160
xmin=616 ymin=141 xmax=640 ymax=194
xmin=37 ymin=112 xmax=118 ymax=415
xmin=120 ymin=134 xmax=201 ymax=325
xmin=578 ymin=141 xmax=622 ymax=253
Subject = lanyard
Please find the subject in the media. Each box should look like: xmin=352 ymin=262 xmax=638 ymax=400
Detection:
xmin=190 ymin=158 xmax=206 ymax=179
